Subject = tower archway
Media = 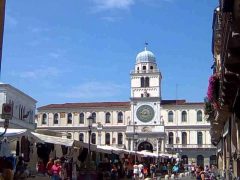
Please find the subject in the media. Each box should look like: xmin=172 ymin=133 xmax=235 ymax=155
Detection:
xmin=137 ymin=141 xmax=153 ymax=152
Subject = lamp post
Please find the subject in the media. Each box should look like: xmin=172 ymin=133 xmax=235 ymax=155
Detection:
xmin=87 ymin=115 xmax=93 ymax=157
xmin=133 ymin=133 xmax=138 ymax=163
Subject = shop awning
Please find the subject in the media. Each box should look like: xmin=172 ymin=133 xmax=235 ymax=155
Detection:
xmin=31 ymin=132 xmax=74 ymax=147
xmin=0 ymin=128 xmax=27 ymax=137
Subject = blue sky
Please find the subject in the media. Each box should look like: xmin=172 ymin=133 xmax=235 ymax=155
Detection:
xmin=2 ymin=0 xmax=217 ymax=107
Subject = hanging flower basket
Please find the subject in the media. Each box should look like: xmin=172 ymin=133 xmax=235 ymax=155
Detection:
xmin=204 ymin=97 xmax=214 ymax=120
xmin=207 ymin=74 xmax=220 ymax=109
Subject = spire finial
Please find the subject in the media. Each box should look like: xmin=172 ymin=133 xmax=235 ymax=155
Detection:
xmin=144 ymin=42 xmax=148 ymax=51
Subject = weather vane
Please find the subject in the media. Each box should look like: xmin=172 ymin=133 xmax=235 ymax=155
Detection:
xmin=144 ymin=41 xmax=148 ymax=50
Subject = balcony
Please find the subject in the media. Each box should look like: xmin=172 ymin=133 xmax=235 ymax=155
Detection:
xmin=130 ymin=69 xmax=160 ymax=74
xmin=125 ymin=124 xmax=165 ymax=137
xmin=165 ymin=144 xmax=216 ymax=149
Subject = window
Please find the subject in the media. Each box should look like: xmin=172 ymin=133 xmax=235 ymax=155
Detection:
xmin=67 ymin=133 xmax=72 ymax=139
xmin=79 ymin=133 xmax=84 ymax=142
xmin=182 ymin=132 xmax=187 ymax=145
xmin=105 ymin=133 xmax=110 ymax=145
xmin=67 ymin=113 xmax=72 ymax=124
xmin=79 ymin=113 xmax=84 ymax=124
xmin=54 ymin=113 xmax=58 ymax=124
xmin=118 ymin=112 xmax=123 ymax=123
xmin=141 ymin=77 xmax=144 ymax=87
xmin=150 ymin=66 xmax=153 ymax=70
xmin=91 ymin=133 xmax=96 ymax=144
xmin=197 ymin=132 xmax=203 ymax=145
xmin=42 ymin=113 xmax=47 ymax=124
xmin=141 ymin=94 xmax=144 ymax=97
xmin=168 ymin=111 xmax=174 ymax=122
xmin=181 ymin=155 xmax=188 ymax=165
xmin=145 ymin=77 xmax=149 ymax=87
xmin=118 ymin=133 xmax=123 ymax=145
xmin=168 ymin=132 xmax=174 ymax=145
xmin=105 ymin=112 xmax=111 ymax=123
xmin=197 ymin=110 xmax=203 ymax=122
xmin=181 ymin=111 xmax=187 ymax=122
xmin=92 ymin=112 xmax=96 ymax=123
xmin=143 ymin=66 xmax=146 ymax=71
xmin=210 ymin=155 xmax=217 ymax=166
xmin=197 ymin=155 xmax=204 ymax=167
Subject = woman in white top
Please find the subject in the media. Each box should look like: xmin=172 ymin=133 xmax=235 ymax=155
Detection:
xmin=133 ymin=163 xmax=139 ymax=179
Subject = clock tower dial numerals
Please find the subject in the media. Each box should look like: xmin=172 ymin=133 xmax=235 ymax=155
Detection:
xmin=136 ymin=105 xmax=155 ymax=123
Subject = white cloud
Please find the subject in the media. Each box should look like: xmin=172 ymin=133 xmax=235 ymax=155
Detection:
xmin=58 ymin=81 xmax=127 ymax=99
xmin=101 ymin=16 xmax=122 ymax=22
xmin=92 ymin=0 xmax=134 ymax=11
xmin=29 ymin=27 xmax=50 ymax=33
xmin=11 ymin=67 xmax=62 ymax=79
xmin=49 ymin=52 xmax=61 ymax=59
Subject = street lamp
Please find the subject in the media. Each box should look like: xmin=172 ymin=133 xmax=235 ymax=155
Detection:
xmin=87 ymin=115 xmax=93 ymax=157
xmin=133 ymin=133 xmax=138 ymax=163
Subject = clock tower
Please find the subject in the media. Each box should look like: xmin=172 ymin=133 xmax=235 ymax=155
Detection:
xmin=130 ymin=46 xmax=162 ymax=125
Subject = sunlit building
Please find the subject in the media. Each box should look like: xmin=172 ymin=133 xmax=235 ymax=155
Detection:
xmin=37 ymin=47 xmax=216 ymax=166
xmin=209 ymin=0 xmax=240 ymax=178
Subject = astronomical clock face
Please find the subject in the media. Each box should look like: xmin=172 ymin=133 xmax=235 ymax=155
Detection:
xmin=136 ymin=105 xmax=155 ymax=123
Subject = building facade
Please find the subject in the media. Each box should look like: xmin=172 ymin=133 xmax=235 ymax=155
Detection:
xmin=37 ymin=47 xmax=216 ymax=166
xmin=0 ymin=83 xmax=37 ymax=130
xmin=209 ymin=0 xmax=240 ymax=178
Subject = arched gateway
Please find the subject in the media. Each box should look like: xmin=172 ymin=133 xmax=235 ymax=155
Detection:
xmin=138 ymin=141 xmax=153 ymax=152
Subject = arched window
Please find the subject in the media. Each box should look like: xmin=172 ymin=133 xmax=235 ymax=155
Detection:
xmin=79 ymin=133 xmax=84 ymax=142
xmin=145 ymin=77 xmax=149 ymax=87
xmin=168 ymin=132 xmax=174 ymax=145
xmin=91 ymin=133 xmax=96 ymax=144
xmin=181 ymin=155 xmax=188 ymax=165
xmin=140 ymin=77 xmax=144 ymax=87
xmin=210 ymin=155 xmax=217 ymax=166
xmin=118 ymin=112 xmax=123 ymax=123
xmin=42 ymin=113 xmax=47 ymax=124
xmin=197 ymin=132 xmax=203 ymax=145
xmin=181 ymin=111 xmax=187 ymax=122
xmin=79 ymin=113 xmax=84 ymax=124
xmin=197 ymin=110 xmax=203 ymax=122
xmin=54 ymin=113 xmax=58 ymax=124
xmin=105 ymin=112 xmax=111 ymax=123
xmin=118 ymin=133 xmax=123 ymax=145
xmin=67 ymin=133 xmax=72 ymax=139
xmin=182 ymin=132 xmax=187 ymax=145
xmin=105 ymin=133 xmax=110 ymax=145
xmin=92 ymin=112 xmax=96 ymax=123
xmin=168 ymin=111 xmax=174 ymax=122
xmin=67 ymin=113 xmax=72 ymax=124
xmin=197 ymin=155 xmax=204 ymax=167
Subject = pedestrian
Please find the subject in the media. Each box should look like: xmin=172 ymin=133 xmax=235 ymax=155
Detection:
xmin=150 ymin=163 xmax=156 ymax=179
xmin=51 ymin=159 xmax=62 ymax=180
xmin=138 ymin=162 xmax=144 ymax=180
xmin=133 ymin=162 xmax=139 ymax=180
xmin=167 ymin=162 xmax=171 ymax=175
xmin=196 ymin=166 xmax=205 ymax=180
xmin=46 ymin=158 xmax=54 ymax=177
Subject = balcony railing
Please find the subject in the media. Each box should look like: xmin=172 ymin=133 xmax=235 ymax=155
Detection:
xmin=130 ymin=69 xmax=160 ymax=74
xmin=165 ymin=144 xmax=216 ymax=149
